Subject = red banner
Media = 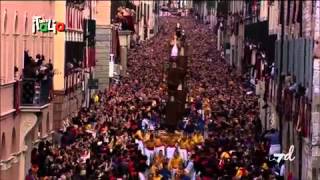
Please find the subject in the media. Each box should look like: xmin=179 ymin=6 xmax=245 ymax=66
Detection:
xmin=66 ymin=7 xmax=83 ymax=30
xmin=85 ymin=47 xmax=96 ymax=68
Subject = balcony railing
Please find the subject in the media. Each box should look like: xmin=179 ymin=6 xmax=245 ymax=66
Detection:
xmin=21 ymin=78 xmax=51 ymax=107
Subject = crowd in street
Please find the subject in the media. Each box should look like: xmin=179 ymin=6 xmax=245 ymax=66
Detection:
xmin=26 ymin=16 xmax=283 ymax=180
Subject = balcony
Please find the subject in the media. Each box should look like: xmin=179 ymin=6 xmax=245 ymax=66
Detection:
xmin=20 ymin=78 xmax=51 ymax=111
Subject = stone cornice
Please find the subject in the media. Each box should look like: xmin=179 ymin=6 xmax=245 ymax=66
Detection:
xmin=0 ymin=146 xmax=27 ymax=171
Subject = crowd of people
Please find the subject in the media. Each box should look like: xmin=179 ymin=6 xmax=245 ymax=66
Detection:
xmin=26 ymin=16 xmax=283 ymax=180
xmin=23 ymin=51 xmax=54 ymax=81
xmin=22 ymin=51 xmax=54 ymax=104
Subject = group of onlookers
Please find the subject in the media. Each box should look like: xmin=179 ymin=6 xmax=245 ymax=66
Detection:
xmin=25 ymin=15 xmax=285 ymax=180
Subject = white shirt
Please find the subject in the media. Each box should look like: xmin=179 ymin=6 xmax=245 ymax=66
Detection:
xmin=171 ymin=44 xmax=178 ymax=57
xmin=138 ymin=172 xmax=146 ymax=180
xmin=185 ymin=160 xmax=194 ymax=174
xmin=280 ymin=164 xmax=285 ymax=176
xmin=142 ymin=118 xmax=149 ymax=130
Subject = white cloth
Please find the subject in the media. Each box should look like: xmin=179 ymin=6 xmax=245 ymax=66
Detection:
xmin=166 ymin=147 xmax=176 ymax=160
xmin=142 ymin=118 xmax=149 ymax=130
xmin=80 ymin=151 xmax=90 ymax=163
xmin=178 ymin=148 xmax=188 ymax=162
xmin=138 ymin=172 xmax=146 ymax=180
xmin=155 ymin=146 xmax=165 ymax=155
xmin=144 ymin=148 xmax=154 ymax=166
xmin=137 ymin=140 xmax=145 ymax=155
xmin=280 ymin=164 xmax=285 ymax=176
xmin=251 ymin=49 xmax=256 ymax=65
xmin=269 ymin=144 xmax=281 ymax=156
xmin=149 ymin=122 xmax=155 ymax=131
xmin=171 ymin=44 xmax=178 ymax=57
xmin=185 ymin=161 xmax=196 ymax=180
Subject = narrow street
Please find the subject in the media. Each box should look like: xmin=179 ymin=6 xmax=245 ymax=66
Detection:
xmin=2 ymin=1 xmax=320 ymax=179
xmin=103 ymin=16 xmax=268 ymax=179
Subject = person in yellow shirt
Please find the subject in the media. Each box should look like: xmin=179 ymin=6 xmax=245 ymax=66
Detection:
xmin=134 ymin=130 xmax=144 ymax=154
xmin=192 ymin=132 xmax=204 ymax=146
xmin=234 ymin=167 xmax=248 ymax=178
xmin=153 ymin=150 xmax=165 ymax=168
xmin=143 ymin=131 xmax=151 ymax=142
xmin=187 ymin=137 xmax=195 ymax=152
xmin=220 ymin=151 xmax=231 ymax=160
xmin=150 ymin=163 xmax=160 ymax=177
xmin=178 ymin=136 xmax=189 ymax=162
xmin=168 ymin=150 xmax=183 ymax=172
xmin=151 ymin=170 xmax=163 ymax=180
xmin=134 ymin=130 xmax=143 ymax=141
xmin=93 ymin=94 xmax=99 ymax=103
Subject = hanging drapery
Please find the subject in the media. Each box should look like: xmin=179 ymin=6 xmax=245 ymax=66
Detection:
xmin=85 ymin=47 xmax=96 ymax=67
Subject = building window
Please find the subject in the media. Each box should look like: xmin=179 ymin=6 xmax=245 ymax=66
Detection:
xmin=136 ymin=5 xmax=140 ymax=22
xmin=144 ymin=3 xmax=146 ymax=19
xmin=140 ymin=3 xmax=143 ymax=19
xmin=14 ymin=11 xmax=18 ymax=34
xmin=147 ymin=5 xmax=150 ymax=20
xmin=24 ymin=13 xmax=28 ymax=35
xmin=3 ymin=9 xmax=8 ymax=34
xmin=1 ymin=133 xmax=5 ymax=158
xmin=12 ymin=128 xmax=16 ymax=152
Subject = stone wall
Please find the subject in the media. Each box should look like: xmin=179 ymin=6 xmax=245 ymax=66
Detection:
xmin=95 ymin=25 xmax=112 ymax=91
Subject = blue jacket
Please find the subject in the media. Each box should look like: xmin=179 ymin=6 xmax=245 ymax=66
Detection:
xmin=265 ymin=131 xmax=280 ymax=145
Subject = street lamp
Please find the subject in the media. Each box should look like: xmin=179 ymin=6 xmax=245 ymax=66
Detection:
xmin=118 ymin=30 xmax=132 ymax=76
xmin=118 ymin=30 xmax=131 ymax=47
xmin=109 ymin=53 xmax=114 ymax=78
xmin=109 ymin=53 xmax=114 ymax=90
